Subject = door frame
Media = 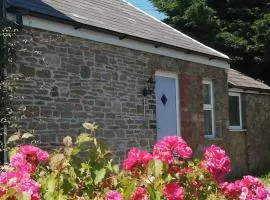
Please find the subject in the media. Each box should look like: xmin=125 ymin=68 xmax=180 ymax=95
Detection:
xmin=155 ymin=71 xmax=181 ymax=137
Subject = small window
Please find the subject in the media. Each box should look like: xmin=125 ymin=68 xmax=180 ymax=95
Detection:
xmin=229 ymin=93 xmax=242 ymax=129
xmin=203 ymin=80 xmax=215 ymax=137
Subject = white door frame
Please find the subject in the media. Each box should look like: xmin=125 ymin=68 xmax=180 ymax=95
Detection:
xmin=155 ymin=71 xmax=181 ymax=136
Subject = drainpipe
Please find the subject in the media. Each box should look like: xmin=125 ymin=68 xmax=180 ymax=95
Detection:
xmin=0 ymin=0 xmax=6 ymax=164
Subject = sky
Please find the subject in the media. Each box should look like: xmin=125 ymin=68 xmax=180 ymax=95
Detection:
xmin=127 ymin=0 xmax=166 ymax=20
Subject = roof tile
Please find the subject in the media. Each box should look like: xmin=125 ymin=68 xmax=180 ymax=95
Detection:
xmin=7 ymin=0 xmax=229 ymax=60
xmin=228 ymin=69 xmax=270 ymax=92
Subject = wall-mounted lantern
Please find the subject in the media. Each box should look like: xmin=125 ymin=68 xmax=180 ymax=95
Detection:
xmin=142 ymin=76 xmax=155 ymax=97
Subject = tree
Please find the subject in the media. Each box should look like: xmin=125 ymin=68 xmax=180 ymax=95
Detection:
xmin=151 ymin=0 xmax=270 ymax=84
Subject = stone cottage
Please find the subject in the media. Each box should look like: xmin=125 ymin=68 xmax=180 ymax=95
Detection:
xmin=224 ymin=69 xmax=270 ymax=176
xmin=0 ymin=0 xmax=269 ymax=176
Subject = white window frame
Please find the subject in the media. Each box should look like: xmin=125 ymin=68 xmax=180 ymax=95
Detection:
xmin=229 ymin=92 xmax=243 ymax=130
xmin=203 ymin=80 xmax=215 ymax=137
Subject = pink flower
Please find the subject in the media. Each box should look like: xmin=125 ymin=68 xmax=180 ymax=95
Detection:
xmin=13 ymin=145 xmax=49 ymax=172
xmin=220 ymin=182 xmax=239 ymax=198
xmin=123 ymin=148 xmax=152 ymax=171
xmin=220 ymin=176 xmax=269 ymax=200
xmin=256 ymin=187 xmax=269 ymax=199
xmin=18 ymin=179 xmax=40 ymax=195
xmin=163 ymin=183 xmax=185 ymax=200
xmin=0 ymin=189 xmax=6 ymax=197
xmin=105 ymin=191 xmax=122 ymax=200
xmin=0 ymin=170 xmax=40 ymax=199
xmin=239 ymin=187 xmax=248 ymax=200
xmin=10 ymin=153 xmax=32 ymax=172
xmin=0 ymin=170 xmax=30 ymax=186
xmin=20 ymin=145 xmax=49 ymax=163
xmin=131 ymin=187 xmax=149 ymax=200
xmin=153 ymin=136 xmax=192 ymax=164
xmin=202 ymin=145 xmax=231 ymax=181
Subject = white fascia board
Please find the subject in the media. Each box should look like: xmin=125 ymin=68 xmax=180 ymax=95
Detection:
xmin=8 ymin=13 xmax=230 ymax=69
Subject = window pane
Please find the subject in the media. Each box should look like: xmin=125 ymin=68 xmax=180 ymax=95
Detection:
xmin=203 ymin=84 xmax=211 ymax=104
xmin=204 ymin=110 xmax=213 ymax=135
xmin=229 ymin=96 xmax=240 ymax=126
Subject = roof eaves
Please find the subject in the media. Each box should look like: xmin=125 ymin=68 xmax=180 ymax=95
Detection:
xmin=7 ymin=6 xmax=230 ymax=62
xmin=228 ymin=83 xmax=270 ymax=94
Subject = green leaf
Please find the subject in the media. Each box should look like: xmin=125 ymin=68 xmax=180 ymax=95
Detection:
xmin=199 ymin=174 xmax=205 ymax=180
xmin=149 ymin=160 xmax=164 ymax=177
xmin=71 ymin=146 xmax=81 ymax=156
xmin=47 ymin=174 xmax=57 ymax=193
xmin=94 ymin=168 xmax=106 ymax=185
xmin=76 ymin=133 xmax=92 ymax=144
xmin=17 ymin=192 xmax=31 ymax=200
xmin=82 ymin=122 xmax=98 ymax=131
xmin=49 ymin=153 xmax=69 ymax=171
xmin=7 ymin=133 xmax=20 ymax=143
xmin=123 ymin=180 xmax=136 ymax=200
xmin=146 ymin=186 xmax=156 ymax=199
xmin=8 ymin=147 xmax=19 ymax=160
xmin=112 ymin=164 xmax=120 ymax=173
xmin=21 ymin=132 xmax=34 ymax=139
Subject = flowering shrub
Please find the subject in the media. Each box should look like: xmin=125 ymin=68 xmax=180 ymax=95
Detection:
xmin=202 ymin=145 xmax=231 ymax=182
xmin=221 ymin=176 xmax=269 ymax=199
xmin=0 ymin=123 xmax=269 ymax=199
xmin=0 ymin=144 xmax=48 ymax=199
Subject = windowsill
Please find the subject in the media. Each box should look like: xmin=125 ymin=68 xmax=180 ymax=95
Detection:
xmin=204 ymin=136 xmax=223 ymax=141
xmin=229 ymin=129 xmax=247 ymax=132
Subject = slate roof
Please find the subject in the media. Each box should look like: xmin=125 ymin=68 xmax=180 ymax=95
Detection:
xmin=228 ymin=69 xmax=270 ymax=92
xmin=6 ymin=0 xmax=229 ymax=61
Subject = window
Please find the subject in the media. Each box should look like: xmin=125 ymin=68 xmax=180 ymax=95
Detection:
xmin=229 ymin=93 xmax=242 ymax=129
xmin=203 ymin=80 xmax=215 ymax=137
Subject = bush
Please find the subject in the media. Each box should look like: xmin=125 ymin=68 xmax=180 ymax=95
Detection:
xmin=0 ymin=123 xmax=269 ymax=200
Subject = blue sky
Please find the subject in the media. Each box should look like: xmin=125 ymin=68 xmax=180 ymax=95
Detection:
xmin=128 ymin=0 xmax=166 ymax=20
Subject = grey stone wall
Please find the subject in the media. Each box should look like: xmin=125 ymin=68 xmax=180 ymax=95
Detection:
xmin=9 ymin=27 xmax=228 ymax=162
xmin=205 ymin=92 xmax=270 ymax=177
xmin=242 ymin=93 xmax=270 ymax=173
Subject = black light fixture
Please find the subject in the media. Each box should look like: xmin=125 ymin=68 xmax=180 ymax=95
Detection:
xmin=142 ymin=76 xmax=155 ymax=97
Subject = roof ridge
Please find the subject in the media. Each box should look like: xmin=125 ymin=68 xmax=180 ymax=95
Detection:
xmin=122 ymin=0 xmax=229 ymax=60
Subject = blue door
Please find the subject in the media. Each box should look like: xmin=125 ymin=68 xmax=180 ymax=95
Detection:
xmin=155 ymin=74 xmax=179 ymax=141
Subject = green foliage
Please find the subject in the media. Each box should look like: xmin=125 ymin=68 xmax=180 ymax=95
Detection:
xmin=259 ymin=170 xmax=270 ymax=186
xmin=2 ymin=123 xmax=269 ymax=199
xmin=0 ymin=26 xmax=19 ymax=126
xmin=31 ymin=123 xmax=225 ymax=199
xmin=150 ymin=0 xmax=270 ymax=84
xmin=35 ymin=124 xmax=116 ymax=199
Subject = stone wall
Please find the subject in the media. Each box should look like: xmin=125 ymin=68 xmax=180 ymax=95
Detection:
xmin=8 ymin=27 xmax=228 ymax=162
xmin=205 ymin=92 xmax=270 ymax=177
xmin=205 ymin=131 xmax=249 ymax=177
xmin=242 ymin=93 xmax=270 ymax=174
